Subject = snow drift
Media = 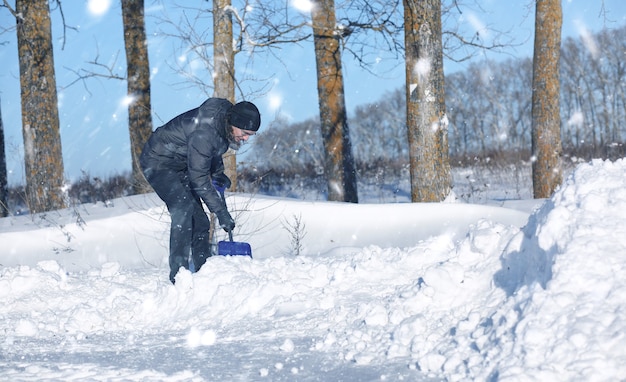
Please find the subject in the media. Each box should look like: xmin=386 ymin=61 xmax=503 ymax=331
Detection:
xmin=1 ymin=159 xmax=625 ymax=381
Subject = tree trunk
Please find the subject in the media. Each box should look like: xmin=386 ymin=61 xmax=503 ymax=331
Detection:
xmin=210 ymin=0 xmax=237 ymax=249
xmin=531 ymin=0 xmax=562 ymax=198
xmin=15 ymin=0 xmax=66 ymax=213
xmin=311 ymin=0 xmax=358 ymax=203
xmin=0 ymin=98 xmax=8 ymax=217
xmin=213 ymin=0 xmax=238 ymax=191
xmin=122 ymin=0 xmax=153 ymax=195
xmin=403 ymin=0 xmax=451 ymax=202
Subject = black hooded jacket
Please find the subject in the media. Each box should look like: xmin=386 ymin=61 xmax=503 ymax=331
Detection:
xmin=140 ymin=98 xmax=233 ymax=215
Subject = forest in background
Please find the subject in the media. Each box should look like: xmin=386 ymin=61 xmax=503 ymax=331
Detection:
xmin=239 ymin=25 xmax=626 ymax=198
xmin=2 ymin=24 xmax=624 ymax=214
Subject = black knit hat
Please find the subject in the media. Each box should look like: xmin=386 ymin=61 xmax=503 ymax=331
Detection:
xmin=228 ymin=101 xmax=261 ymax=131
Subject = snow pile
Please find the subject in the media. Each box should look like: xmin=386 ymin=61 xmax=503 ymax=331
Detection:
xmin=485 ymin=159 xmax=626 ymax=380
xmin=1 ymin=159 xmax=626 ymax=380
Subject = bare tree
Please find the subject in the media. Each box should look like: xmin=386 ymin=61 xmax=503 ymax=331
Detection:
xmin=311 ymin=0 xmax=358 ymax=203
xmin=9 ymin=0 xmax=66 ymax=213
xmin=122 ymin=0 xmax=153 ymax=194
xmin=531 ymin=0 xmax=562 ymax=198
xmin=560 ymin=36 xmax=592 ymax=152
xmin=0 ymin=97 xmax=8 ymax=217
xmin=445 ymin=58 xmax=533 ymax=157
xmin=559 ymin=27 xmax=626 ymax=158
xmin=213 ymin=0 xmax=238 ymax=191
xmin=403 ymin=0 xmax=451 ymax=202
xmin=352 ymin=89 xmax=407 ymax=163
xmin=245 ymin=116 xmax=324 ymax=175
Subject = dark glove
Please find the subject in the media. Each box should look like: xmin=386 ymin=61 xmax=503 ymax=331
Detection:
xmin=212 ymin=173 xmax=231 ymax=191
xmin=215 ymin=209 xmax=235 ymax=232
xmin=212 ymin=180 xmax=226 ymax=195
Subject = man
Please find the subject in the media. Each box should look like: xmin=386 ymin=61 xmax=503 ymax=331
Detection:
xmin=140 ymin=98 xmax=261 ymax=284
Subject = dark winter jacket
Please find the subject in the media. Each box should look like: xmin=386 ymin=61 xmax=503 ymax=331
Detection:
xmin=140 ymin=98 xmax=233 ymax=214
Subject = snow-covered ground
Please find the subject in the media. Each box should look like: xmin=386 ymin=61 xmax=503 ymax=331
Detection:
xmin=1 ymin=159 xmax=625 ymax=381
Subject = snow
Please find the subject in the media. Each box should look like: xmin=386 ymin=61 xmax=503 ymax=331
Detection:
xmin=1 ymin=159 xmax=626 ymax=381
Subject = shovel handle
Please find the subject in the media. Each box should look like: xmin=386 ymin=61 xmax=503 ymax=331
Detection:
xmin=218 ymin=188 xmax=226 ymax=203
xmin=228 ymin=230 xmax=233 ymax=242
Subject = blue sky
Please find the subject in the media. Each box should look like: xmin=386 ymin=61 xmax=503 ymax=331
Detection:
xmin=1 ymin=0 xmax=625 ymax=186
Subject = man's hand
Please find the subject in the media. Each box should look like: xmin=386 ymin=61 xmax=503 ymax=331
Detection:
xmin=215 ymin=209 xmax=235 ymax=232
xmin=212 ymin=180 xmax=226 ymax=194
xmin=212 ymin=173 xmax=231 ymax=192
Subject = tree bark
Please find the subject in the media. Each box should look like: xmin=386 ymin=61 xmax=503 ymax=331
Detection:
xmin=531 ymin=0 xmax=562 ymax=198
xmin=311 ymin=0 xmax=358 ymax=203
xmin=403 ymin=0 xmax=451 ymax=202
xmin=0 ymin=98 xmax=8 ymax=217
xmin=122 ymin=0 xmax=153 ymax=195
xmin=16 ymin=0 xmax=66 ymax=213
xmin=213 ymin=0 xmax=238 ymax=191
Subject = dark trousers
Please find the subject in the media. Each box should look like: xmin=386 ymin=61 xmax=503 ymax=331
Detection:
xmin=143 ymin=168 xmax=212 ymax=283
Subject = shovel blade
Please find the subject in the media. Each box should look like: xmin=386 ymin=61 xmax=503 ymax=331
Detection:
xmin=218 ymin=240 xmax=252 ymax=258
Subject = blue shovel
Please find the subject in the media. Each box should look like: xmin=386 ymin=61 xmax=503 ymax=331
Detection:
xmin=216 ymin=188 xmax=252 ymax=258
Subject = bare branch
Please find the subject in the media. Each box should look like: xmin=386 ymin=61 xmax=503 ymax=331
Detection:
xmin=2 ymin=0 xmax=19 ymax=19
xmin=62 ymin=43 xmax=125 ymax=95
xmin=49 ymin=0 xmax=78 ymax=50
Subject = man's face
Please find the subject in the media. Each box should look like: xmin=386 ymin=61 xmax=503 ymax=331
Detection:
xmin=228 ymin=125 xmax=256 ymax=150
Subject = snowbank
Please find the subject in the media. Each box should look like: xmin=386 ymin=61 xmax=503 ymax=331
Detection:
xmin=1 ymin=159 xmax=625 ymax=381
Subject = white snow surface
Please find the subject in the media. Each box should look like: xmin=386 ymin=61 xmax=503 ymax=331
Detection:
xmin=1 ymin=159 xmax=626 ymax=381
